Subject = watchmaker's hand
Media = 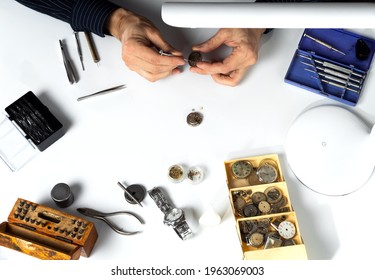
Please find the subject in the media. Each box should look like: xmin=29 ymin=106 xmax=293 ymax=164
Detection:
xmin=190 ymin=28 xmax=265 ymax=87
xmin=107 ymin=8 xmax=185 ymax=82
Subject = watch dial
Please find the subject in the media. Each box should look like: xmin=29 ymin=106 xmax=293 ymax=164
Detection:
xmin=166 ymin=208 xmax=183 ymax=222
xmin=231 ymin=160 xmax=253 ymax=179
xmin=278 ymin=221 xmax=296 ymax=239
xmin=256 ymin=163 xmax=278 ymax=183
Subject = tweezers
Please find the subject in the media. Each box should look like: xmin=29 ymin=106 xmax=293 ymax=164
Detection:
xmin=59 ymin=40 xmax=77 ymax=84
xmin=77 ymin=207 xmax=144 ymax=235
xmin=77 ymin=84 xmax=126 ymax=101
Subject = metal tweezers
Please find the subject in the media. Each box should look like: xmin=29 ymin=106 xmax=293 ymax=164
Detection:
xmin=77 ymin=84 xmax=126 ymax=101
xmin=77 ymin=207 xmax=144 ymax=235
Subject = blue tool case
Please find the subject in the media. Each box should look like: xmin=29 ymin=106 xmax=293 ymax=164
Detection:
xmin=284 ymin=29 xmax=375 ymax=106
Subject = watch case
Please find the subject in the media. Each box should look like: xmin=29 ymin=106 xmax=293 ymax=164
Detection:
xmin=0 ymin=91 xmax=64 ymax=171
xmin=224 ymin=153 xmax=307 ymax=260
xmin=284 ymin=29 xmax=375 ymax=106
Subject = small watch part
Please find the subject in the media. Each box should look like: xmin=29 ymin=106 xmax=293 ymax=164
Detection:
xmin=256 ymin=159 xmax=279 ymax=184
xmin=188 ymin=51 xmax=202 ymax=67
xmin=242 ymin=204 xmax=258 ymax=217
xmin=187 ymin=166 xmax=204 ymax=184
xmin=258 ymin=200 xmax=271 ymax=214
xmin=251 ymin=192 xmax=267 ymax=205
xmin=234 ymin=196 xmax=247 ymax=210
xmin=168 ymin=164 xmax=185 ymax=183
xmin=264 ymin=232 xmax=283 ymax=249
xmin=123 ymin=184 xmax=146 ymax=205
xmin=231 ymin=160 xmax=253 ymax=179
xmin=282 ymin=238 xmax=297 ymax=247
xmin=247 ymin=232 xmax=264 ymax=247
xmin=276 ymin=220 xmax=296 ymax=239
xmin=264 ymin=186 xmax=283 ymax=204
xmin=51 ymin=183 xmax=74 ymax=208
xmin=186 ymin=111 xmax=203 ymax=127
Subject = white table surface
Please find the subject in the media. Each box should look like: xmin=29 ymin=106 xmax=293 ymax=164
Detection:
xmin=1 ymin=0 xmax=375 ymax=266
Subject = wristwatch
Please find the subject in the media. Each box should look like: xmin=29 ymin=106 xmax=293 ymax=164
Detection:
xmin=148 ymin=187 xmax=192 ymax=240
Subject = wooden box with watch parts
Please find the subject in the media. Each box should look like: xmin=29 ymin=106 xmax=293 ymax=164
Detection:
xmin=224 ymin=154 xmax=308 ymax=260
xmin=0 ymin=198 xmax=98 ymax=260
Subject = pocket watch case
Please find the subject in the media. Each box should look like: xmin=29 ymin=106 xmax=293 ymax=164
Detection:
xmin=224 ymin=153 xmax=307 ymax=260
xmin=284 ymin=29 xmax=375 ymax=106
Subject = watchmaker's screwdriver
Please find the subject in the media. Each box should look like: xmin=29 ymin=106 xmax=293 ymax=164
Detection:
xmin=303 ymin=33 xmax=346 ymax=55
xmin=300 ymin=61 xmax=362 ymax=84
xmin=311 ymin=76 xmax=359 ymax=94
xmin=304 ymin=68 xmax=361 ymax=89
xmin=297 ymin=53 xmax=364 ymax=78
xmin=84 ymin=31 xmax=100 ymax=64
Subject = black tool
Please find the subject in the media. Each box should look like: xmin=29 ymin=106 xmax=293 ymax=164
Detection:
xmin=356 ymin=39 xmax=370 ymax=60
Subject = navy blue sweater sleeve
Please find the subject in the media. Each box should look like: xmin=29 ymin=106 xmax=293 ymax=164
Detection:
xmin=14 ymin=0 xmax=119 ymax=37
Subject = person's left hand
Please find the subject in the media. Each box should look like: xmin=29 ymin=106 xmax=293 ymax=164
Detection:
xmin=190 ymin=28 xmax=265 ymax=86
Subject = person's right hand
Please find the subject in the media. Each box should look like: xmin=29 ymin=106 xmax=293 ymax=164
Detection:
xmin=107 ymin=8 xmax=185 ymax=82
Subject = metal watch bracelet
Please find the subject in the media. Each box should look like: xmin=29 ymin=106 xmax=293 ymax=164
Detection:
xmin=148 ymin=187 xmax=173 ymax=214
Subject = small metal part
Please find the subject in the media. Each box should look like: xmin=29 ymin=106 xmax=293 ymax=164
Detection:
xmin=117 ymin=182 xmax=144 ymax=207
xmin=74 ymin=31 xmax=85 ymax=71
xmin=188 ymin=51 xmax=203 ymax=66
xmin=84 ymin=31 xmax=100 ymax=63
xmin=187 ymin=166 xmax=204 ymax=184
xmin=77 ymin=84 xmax=126 ymax=101
xmin=258 ymin=200 xmax=271 ymax=214
xmin=247 ymin=232 xmax=264 ymax=247
xmin=242 ymin=204 xmax=258 ymax=217
xmin=51 ymin=183 xmax=74 ymax=208
xmin=304 ymin=33 xmax=345 ymax=55
xmin=264 ymin=186 xmax=283 ymax=204
xmin=186 ymin=111 xmax=203 ymax=126
xmin=264 ymin=232 xmax=283 ymax=249
xmin=168 ymin=164 xmax=185 ymax=183
xmin=356 ymin=38 xmax=370 ymax=60
xmin=59 ymin=40 xmax=77 ymax=84
xmin=251 ymin=192 xmax=267 ymax=205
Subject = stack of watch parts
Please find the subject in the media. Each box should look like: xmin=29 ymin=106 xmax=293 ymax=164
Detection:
xmin=239 ymin=216 xmax=297 ymax=249
xmin=232 ymin=186 xmax=290 ymax=218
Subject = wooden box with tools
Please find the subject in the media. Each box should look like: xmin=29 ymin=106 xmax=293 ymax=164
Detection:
xmin=224 ymin=154 xmax=307 ymax=260
xmin=0 ymin=198 xmax=98 ymax=260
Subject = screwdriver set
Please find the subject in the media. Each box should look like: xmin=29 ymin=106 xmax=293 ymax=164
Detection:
xmin=285 ymin=29 xmax=375 ymax=106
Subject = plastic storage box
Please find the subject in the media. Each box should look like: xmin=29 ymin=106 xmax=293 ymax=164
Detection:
xmin=285 ymin=29 xmax=375 ymax=106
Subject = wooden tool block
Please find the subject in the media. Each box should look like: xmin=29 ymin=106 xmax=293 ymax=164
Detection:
xmin=0 ymin=198 xmax=98 ymax=260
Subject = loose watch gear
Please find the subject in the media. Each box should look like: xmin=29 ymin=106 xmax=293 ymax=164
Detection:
xmin=264 ymin=186 xmax=283 ymax=204
xmin=148 ymin=187 xmax=192 ymax=240
xmin=231 ymin=160 xmax=253 ymax=179
xmin=256 ymin=159 xmax=279 ymax=184
xmin=251 ymin=192 xmax=267 ymax=205
xmin=247 ymin=232 xmax=264 ymax=247
xmin=258 ymin=200 xmax=271 ymax=214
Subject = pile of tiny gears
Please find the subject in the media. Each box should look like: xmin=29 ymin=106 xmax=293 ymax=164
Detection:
xmin=168 ymin=165 xmax=185 ymax=181
xmin=188 ymin=51 xmax=203 ymax=67
xmin=232 ymin=186 xmax=289 ymax=218
xmin=239 ymin=216 xmax=297 ymax=248
xmin=186 ymin=111 xmax=203 ymax=127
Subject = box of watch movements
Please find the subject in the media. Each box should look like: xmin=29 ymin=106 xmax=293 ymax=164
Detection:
xmin=284 ymin=29 xmax=375 ymax=106
xmin=224 ymin=153 xmax=307 ymax=260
